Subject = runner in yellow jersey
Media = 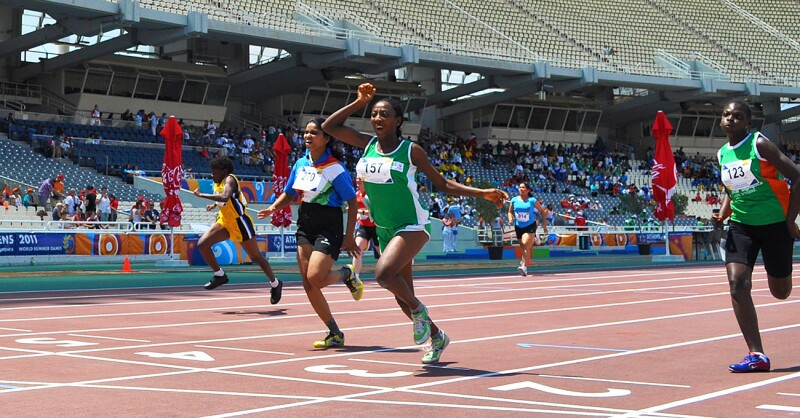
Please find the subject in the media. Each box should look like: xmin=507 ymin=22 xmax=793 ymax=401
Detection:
xmin=193 ymin=157 xmax=283 ymax=304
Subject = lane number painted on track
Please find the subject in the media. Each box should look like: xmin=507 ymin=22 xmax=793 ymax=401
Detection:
xmin=135 ymin=351 xmax=215 ymax=362
xmin=305 ymin=364 xmax=413 ymax=378
xmin=16 ymin=337 xmax=98 ymax=347
xmin=490 ymin=381 xmax=631 ymax=398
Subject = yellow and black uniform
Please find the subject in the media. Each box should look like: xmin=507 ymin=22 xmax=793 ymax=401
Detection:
xmin=214 ymin=174 xmax=255 ymax=242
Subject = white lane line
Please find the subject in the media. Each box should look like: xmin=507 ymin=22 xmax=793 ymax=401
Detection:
xmin=194 ymin=345 xmax=293 ymax=356
xmin=517 ymin=343 xmax=628 ymax=352
xmin=74 ymin=383 xmax=324 ymax=400
xmin=348 ymin=358 xmax=473 ymax=371
xmin=204 ymin=397 xmax=630 ymax=418
xmin=68 ymin=334 xmax=151 ymax=342
xmin=610 ymin=372 xmax=800 ymax=418
xmin=0 ymin=272 xmax=735 ymax=328
xmin=757 ymin=405 xmax=800 ymax=413
xmin=536 ymin=374 xmax=691 ymax=388
xmin=0 ymin=291 xmax=725 ymax=352
xmin=778 ymin=392 xmax=800 ymax=397
xmin=0 ymin=266 xmax=729 ymax=313
xmin=0 ymin=327 xmax=30 ymax=332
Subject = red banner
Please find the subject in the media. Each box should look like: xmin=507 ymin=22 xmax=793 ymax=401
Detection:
xmin=651 ymin=111 xmax=676 ymax=221
xmin=160 ymin=116 xmax=183 ymax=227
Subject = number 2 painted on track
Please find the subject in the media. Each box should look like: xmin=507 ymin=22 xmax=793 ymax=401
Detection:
xmin=490 ymin=381 xmax=631 ymax=398
xmin=15 ymin=337 xmax=98 ymax=347
xmin=305 ymin=364 xmax=412 ymax=378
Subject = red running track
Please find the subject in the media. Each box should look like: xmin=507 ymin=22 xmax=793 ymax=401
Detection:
xmin=0 ymin=264 xmax=798 ymax=417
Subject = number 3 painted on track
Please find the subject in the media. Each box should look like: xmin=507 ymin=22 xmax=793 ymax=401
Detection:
xmin=305 ymin=364 xmax=412 ymax=378
xmin=490 ymin=381 xmax=631 ymax=398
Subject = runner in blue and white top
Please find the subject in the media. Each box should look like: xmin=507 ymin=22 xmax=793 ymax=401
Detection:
xmin=507 ymin=182 xmax=548 ymax=277
xmin=258 ymin=118 xmax=361 ymax=350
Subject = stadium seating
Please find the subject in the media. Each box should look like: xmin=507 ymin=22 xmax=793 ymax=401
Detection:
xmin=0 ymin=137 xmax=161 ymax=203
xmin=655 ymin=0 xmax=800 ymax=82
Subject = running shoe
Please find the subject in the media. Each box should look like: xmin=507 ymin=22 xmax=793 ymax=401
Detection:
xmin=422 ymin=330 xmax=450 ymax=364
xmin=341 ymin=264 xmax=364 ymax=301
xmin=313 ymin=332 xmax=344 ymax=349
xmin=270 ymin=279 xmax=283 ymax=305
xmin=411 ymin=304 xmax=431 ymax=344
xmin=518 ymin=264 xmax=528 ymax=277
xmin=728 ymin=352 xmax=770 ymax=373
xmin=204 ymin=274 xmax=229 ymax=290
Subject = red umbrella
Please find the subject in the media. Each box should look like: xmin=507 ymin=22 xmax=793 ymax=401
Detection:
xmin=270 ymin=133 xmax=292 ymax=227
xmin=160 ymin=116 xmax=183 ymax=227
xmin=651 ymin=111 xmax=677 ymax=222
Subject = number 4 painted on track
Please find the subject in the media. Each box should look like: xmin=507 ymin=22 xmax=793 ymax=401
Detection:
xmin=135 ymin=351 xmax=215 ymax=362
xmin=490 ymin=381 xmax=631 ymax=398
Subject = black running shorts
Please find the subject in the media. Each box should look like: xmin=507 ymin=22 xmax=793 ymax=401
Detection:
xmin=725 ymin=220 xmax=794 ymax=277
xmin=295 ymin=202 xmax=344 ymax=261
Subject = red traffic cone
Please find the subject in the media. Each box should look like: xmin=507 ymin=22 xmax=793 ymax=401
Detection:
xmin=121 ymin=257 xmax=133 ymax=273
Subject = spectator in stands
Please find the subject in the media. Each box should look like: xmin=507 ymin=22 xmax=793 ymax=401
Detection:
xmin=23 ymin=188 xmax=36 ymax=210
xmin=129 ymin=200 xmax=144 ymax=229
xmin=144 ymin=201 xmax=159 ymax=230
xmin=149 ymin=112 xmax=158 ymax=136
xmin=38 ymin=177 xmax=57 ymax=212
xmin=108 ymin=193 xmax=119 ymax=222
xmin=53 ymin=174 xmax=65 ymax=200
xmin=441 ymin=213 xmax=456 ymax=253
xmin=544 ymin=203 xmax=554 ymax=226
xmin=121 ymin=109 xmax=132 ymax=121
xmin=713 ymin=100 xmax=800 ymax=373
xmin=72 ymin=207 xmax=87 ymax=227
xmin=97 ymin=187 xmax=111 ymax=222
xmin=52 ymin=127 xmax=63 ymax=158
xmin=64 ymin=189 xmax=79 ymax=217
xmin=11 ymin=188 xmax=22 ymax=209
xmin=135 ymin=110 xmax=143 ymax=128
xmin=60 ymin=136 xmax=73 ymax=158
xmin=508 ymin=182 xmax=548 ymax=277
xmin=207 ymin=119 xmax=217 ymax=139
xmin=1 ymin=112 xmax=14 ymax=134
xmin=575 ymin=210 xmax=588 ymax=231
xmin=83 ymin=185 xmax=97 ymax=217
xmin=85 ymin=210 xmax=100 ymax=229
xmin=91 ymin=105 xmax=101 ymax=126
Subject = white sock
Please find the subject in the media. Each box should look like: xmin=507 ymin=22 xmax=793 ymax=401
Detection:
xmin=214 ymin=269 xmax=225 ymax=277
xmin=270 ymin=279 xmax=280 ymax=288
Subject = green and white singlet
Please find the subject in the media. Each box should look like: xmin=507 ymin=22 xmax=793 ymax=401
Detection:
xmin=356 ymin=137 xmax=430 ymax=248
xmin=718 ymin=131 xmax=789 ymax=226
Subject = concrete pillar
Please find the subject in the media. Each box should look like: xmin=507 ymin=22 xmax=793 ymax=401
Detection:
xmin=0 ymin=6 xmax=22 ymax=80
xmin=759 ymin=99 xmax=781 ymax=143
xmin=407 ymin=66 xmax=440 ymax=130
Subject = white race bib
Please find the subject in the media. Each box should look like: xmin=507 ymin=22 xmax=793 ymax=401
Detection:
xmin=357 ymin=157 xmax=393 ymax=184
xmin=292 ymin=166 xmax=325 ymax=192
xmin=721 ymin=160 xmax=759 ymax=191
xmin=515 ymin=211 xmax=530 ymax=223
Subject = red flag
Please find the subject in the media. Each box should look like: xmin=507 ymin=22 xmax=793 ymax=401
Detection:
xmin=270 ymin=133 xmax=292 ymax=228
xmin=651 ymin=111 xmax=676 ymax=222
xmin=160 ymin=116 xmax=183 ymax=227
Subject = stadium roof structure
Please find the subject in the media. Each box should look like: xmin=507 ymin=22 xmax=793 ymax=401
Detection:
xmin=4 ymin=0 xmax=800 ymax=129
